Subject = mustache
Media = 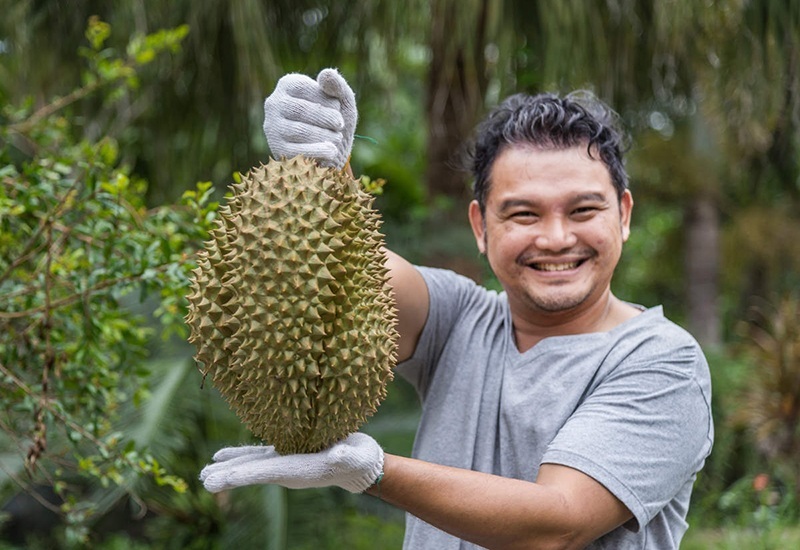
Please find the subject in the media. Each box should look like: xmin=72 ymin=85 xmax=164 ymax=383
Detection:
xmin=516 ymin=249 xmax=596 ymax=264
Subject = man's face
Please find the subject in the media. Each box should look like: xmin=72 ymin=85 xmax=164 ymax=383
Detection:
xmin=468 ymin=145 xmax=633 ymax=320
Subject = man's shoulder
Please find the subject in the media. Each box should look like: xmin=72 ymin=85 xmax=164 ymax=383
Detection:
xmin=608 ymin=306 xmax=710 ymax=378
xmin=415 ymin=264 xmax=483 ymax=287
xmin=415 ymin=265 xmax=503 ymax=307
xmin=616 ymin=305 xmax=700 ymax=346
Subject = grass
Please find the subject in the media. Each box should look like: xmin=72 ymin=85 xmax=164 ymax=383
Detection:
xmin=682 ymin=526 xmax=800 ymax=549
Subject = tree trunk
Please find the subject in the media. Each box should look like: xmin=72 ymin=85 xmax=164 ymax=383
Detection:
xmin=424 ymin=0 xmax=492 ymax=211
xmin=684 ymin=196 xmax=721 ymax=348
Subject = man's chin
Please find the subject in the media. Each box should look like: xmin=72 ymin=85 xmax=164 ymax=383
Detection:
xmin=526 ymin=290 xmax=592 ymax=314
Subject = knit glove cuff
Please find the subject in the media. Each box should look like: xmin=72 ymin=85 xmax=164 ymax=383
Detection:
xmin=200 ymin=433 xmax=383 ymax=494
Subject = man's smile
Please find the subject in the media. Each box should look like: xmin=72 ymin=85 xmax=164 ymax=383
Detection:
xmin=519 ymin=252 xmax=594 ymax=273
xmin=529 ymin=260 xmax=584 ymax=272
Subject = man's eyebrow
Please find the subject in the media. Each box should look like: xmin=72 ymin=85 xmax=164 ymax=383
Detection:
xmin=498 ymin=193 xmax=609 ymax=211
xmin=497 ymin=199 xmax=536 ymax=212
xmin=572 ymin=192 xmax=609 ymax=203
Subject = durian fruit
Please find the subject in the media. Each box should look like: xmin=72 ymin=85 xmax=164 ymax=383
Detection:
xmin=185 ymin=156 xmax=398 ymax=455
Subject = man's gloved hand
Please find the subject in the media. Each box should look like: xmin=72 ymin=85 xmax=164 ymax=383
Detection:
xmin=200 ymin=433 xmax=383 ymax=494
xmin=263 ymin=68 xmax=357 ymax=170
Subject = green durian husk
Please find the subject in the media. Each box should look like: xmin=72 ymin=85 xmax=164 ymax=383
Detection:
xmin=185 ymin=156 xmax=398 ymax=454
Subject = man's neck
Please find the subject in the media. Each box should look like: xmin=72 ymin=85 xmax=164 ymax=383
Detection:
xmin=511 ymin=293 xmax=641 ymax=353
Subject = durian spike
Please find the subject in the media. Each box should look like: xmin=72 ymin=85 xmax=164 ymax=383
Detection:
xmin=344 ymin=158 xmax=354 ymax=179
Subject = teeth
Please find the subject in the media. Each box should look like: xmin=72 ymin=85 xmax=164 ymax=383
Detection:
xmin=533 ymin=261 xmax=579 ymax=272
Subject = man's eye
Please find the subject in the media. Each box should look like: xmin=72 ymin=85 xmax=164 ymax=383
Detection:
xmin=572 ymin=207 xmax=598 ymax=218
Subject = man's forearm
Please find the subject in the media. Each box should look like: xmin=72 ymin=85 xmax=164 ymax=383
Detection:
xmin=370 ymin=455 xmax=580 ymax=548
xmin=366 ymin=453 xmax=606 ymax=550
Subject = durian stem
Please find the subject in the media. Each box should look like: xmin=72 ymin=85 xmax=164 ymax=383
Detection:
xmin=344 ymin=159 xmax=355 ymax=179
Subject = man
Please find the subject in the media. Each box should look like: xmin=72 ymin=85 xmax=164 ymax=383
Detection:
xmin=200 ymin=69 xmax=714 ymax=549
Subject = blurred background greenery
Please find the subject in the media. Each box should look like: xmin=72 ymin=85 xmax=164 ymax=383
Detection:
xmin=1 ymin=0 xmax=799 ymax=548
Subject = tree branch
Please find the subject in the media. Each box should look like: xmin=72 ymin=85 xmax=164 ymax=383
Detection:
xmin=0 ymin=264 xmax=172 ymax=320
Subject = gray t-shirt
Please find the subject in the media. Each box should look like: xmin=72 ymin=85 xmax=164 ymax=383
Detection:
xmin=395 ymin=267 xmax=714 ymax=549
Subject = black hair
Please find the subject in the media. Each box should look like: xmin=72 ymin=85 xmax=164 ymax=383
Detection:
xmin=465 ymin=91 xmax=629 ymax=214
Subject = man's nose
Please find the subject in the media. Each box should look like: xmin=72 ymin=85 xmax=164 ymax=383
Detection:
xmin=533 ymin=217 xmax=578 ymax=251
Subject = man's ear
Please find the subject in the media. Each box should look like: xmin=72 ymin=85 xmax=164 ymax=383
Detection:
xmin=468 ymin=200 xmax=487 ymax=254
xmin=620 ymin=190 xmax=633 ymax=242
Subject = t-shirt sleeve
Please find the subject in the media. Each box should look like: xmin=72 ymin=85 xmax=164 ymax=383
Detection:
xmin=541 ymin=335 xmax=714 ymax=532
xmin=395 ymin=266 xmax=483 ymax=399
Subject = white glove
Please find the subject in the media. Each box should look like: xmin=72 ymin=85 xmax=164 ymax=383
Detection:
xmin=263 ymin=68 xmax=357 ymax=170
xmin=200 ymin=433 xmax=383 ymax=494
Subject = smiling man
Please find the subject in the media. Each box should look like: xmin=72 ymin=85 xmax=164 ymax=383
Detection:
xmin=470 ymin=145 xmax=637 ymax=344
xmin=200 ymin=70 xmax=714 ymax=550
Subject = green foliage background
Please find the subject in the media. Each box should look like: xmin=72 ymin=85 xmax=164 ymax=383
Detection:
xmin=1 ymin=1 xmax=799 ymax=548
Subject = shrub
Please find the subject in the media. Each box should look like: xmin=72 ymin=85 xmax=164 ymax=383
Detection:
xmin=0 ymin=18 xmax=215 ymax=545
